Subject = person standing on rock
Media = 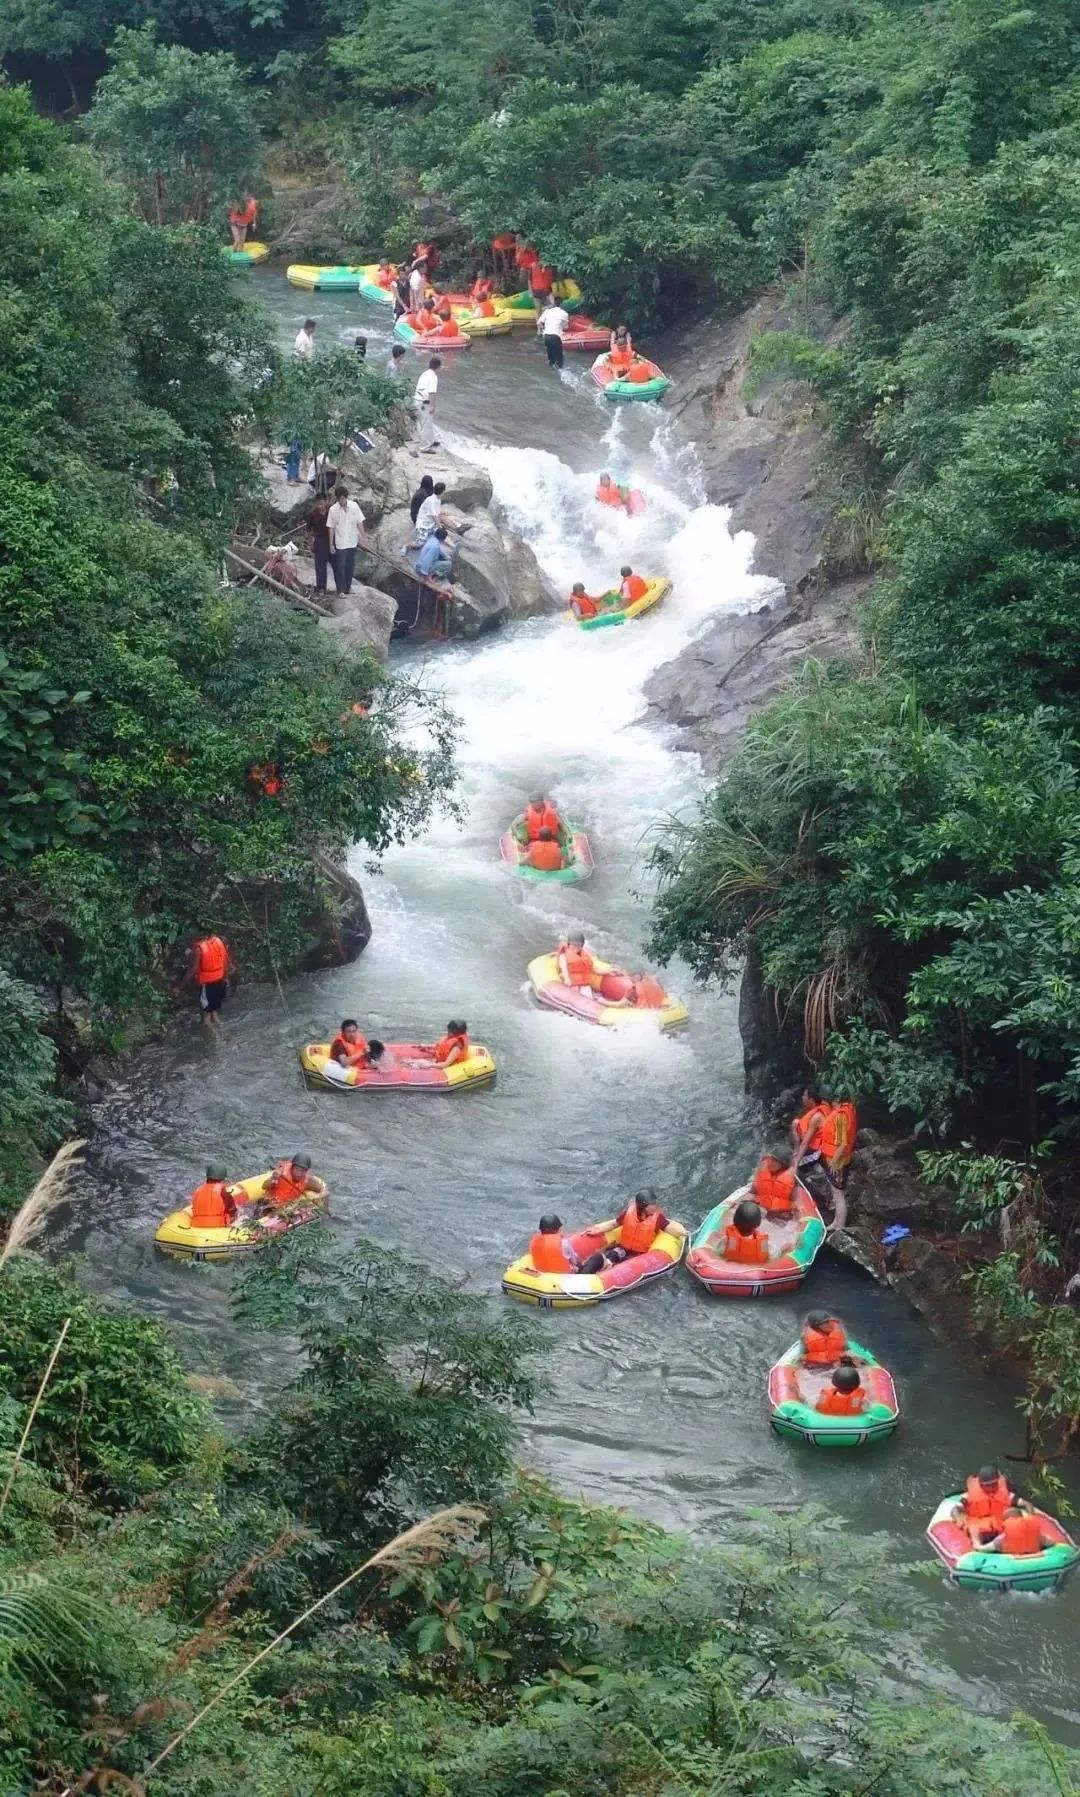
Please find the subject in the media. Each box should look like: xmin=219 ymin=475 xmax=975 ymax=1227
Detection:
xmin=537 ymin=298 xmax=569 ymax=369
xmin=414 ymin=355 xmax=442 ymax=452
xmin=327 ymin=483 xmax=371 ymax=596
xmin=305 ymin=490 xmax=333 ymax=598
xmin=294 ymin=318 xmax=316 ymax=361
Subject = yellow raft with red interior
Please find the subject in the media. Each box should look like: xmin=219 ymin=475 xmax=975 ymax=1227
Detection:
xmin=154 ymin=1174 xmax=326 ymax=1263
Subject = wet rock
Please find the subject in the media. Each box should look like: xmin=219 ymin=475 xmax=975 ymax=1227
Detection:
xmin=300 ymin=855 xmax=373 ymax=969
xmin=319 ymin=584 xmax=397 ymax=661
xmin=452 ymin=511 xmax=561 ymax=621
xmin=257 ymin=453 xmax=312 ymax=534
xmin=390 ymin=443 xmax=494 ymax=513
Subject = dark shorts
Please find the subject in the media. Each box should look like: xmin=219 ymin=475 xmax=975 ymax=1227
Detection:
xmin=825 ymin=1161 xmax=850 ymax=1190
xmin=200 ymin=978 xmax=228 ymax=1014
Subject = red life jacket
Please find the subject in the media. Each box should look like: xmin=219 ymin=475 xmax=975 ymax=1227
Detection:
xmin=492 ymin=232 xmax=518 ymax=252
xmin=619 ymin=1206 xmax=661 ymax=1253
xmin=802 ymin=1320 xmax=848 ymax=1365
xmin=999 ymin=1512 xmax=1043 ymax=1557
xmin=516 ymin=244 xmax=539 ymax=269
xmin=525 ymin=802 xmax=561 ymax=840
xmin=571 ymin=592 xmax=600 ymax=619
xmin=528 ymin=839 xmax=564 ymax=871
xmin=264 ymin=1159 xmax=310 ymax=1203
xmin=530 ymin=265 xmax=554 ymax=294
xmin=620 ymin=574 xmax=648 ymax=604
xmin=330 ymin=1031 xmax=367 ymax=1063
xmin=596 ymin=482 xmax=624 ymax=508
xmin=752 ymin=1164 xmax=796 ymax=1212
xmin=816 ymin=1385 xmax=865 ymax=1416
xmin=558 ymin=944 xmax=595 ymax=987
xmin=434 ymin=1031 xmax=468 ymax=1064
xmin=190 ymin=1180 xmax=234 ymax=1228
xmin=964 ymin=1473 xmax=1012 ymax=1525
xmin=529 ymin=1231 xmax=574 ymax=1274
xmin=471 ymin=277 xmax=493 ymax=302
xmin=722 ymin=1225 xmax=769 ymax=1265
xmin=194 ymin=937 xmax=228 ymax=983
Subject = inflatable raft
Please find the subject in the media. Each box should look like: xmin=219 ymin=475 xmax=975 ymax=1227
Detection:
xmin=526 ymin=952 xmax=688 ymax=1032
xmin=927 ymin=1497 xmax=1079 ymax=1593
xmin=591 ymin=353 xmax=671 ymax=402
xmin=394 ymin=313 xmax=472 ymax=351
xmin=453 ymin=307 xmax=514 ymax=338
xmin=500 ymin=821 xmax=594 ymax=883
xmin=154 ymin=1174 xmax=325 ymax=1264
xmin=356 ymin=263 xmax=397 ymax=302
xmin=286 ymin=264 xmax=366 ymax=291
xmin=227 ymin=241 xmax=269 ymax=267
xmin=687 ymin=1180 xmax=825 ymax=1297
xmin=568 ymin=577 xmax=670 ymax=630
xmin=563 ymin=316 xmax=613 ymax=352
xmin=299 ymin=1040 xmax=496 ymax=1092
xmin=768 ymin=1339 xmax=899 ymax=1446
xmin=502 ymin=1217 xmax=685 ymax=1308
xmin=503 ymin=278 xmax=584 ymax=319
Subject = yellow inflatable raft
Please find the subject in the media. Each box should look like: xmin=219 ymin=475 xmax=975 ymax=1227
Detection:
xmin=526 ymin=952 xmax=689 ymax=1032
xmin=453 ymin=307 xmax=514 ymax=338
xmin=503 ymin=1217 xmax=685 ymax=1308
xmin=299 ymin=1040 xmax=497 ymax=1093
xmin=153 ymin=1174 xmax=326 ymax=1263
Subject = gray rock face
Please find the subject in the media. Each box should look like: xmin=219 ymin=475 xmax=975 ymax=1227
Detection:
xmin=301 ymin=854 xmax=372 ymax=969
xmin=452 ymin=511 xmax=562 ymax=621
xmin=390 ymin=443 xmax=494 ymax=513
xmin=319 ymin=584 xmax=397 ymax=661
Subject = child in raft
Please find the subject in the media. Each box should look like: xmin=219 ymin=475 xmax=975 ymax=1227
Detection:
xmin=751 ymin=1146 xmax=797 ymax=1218
xmin=721 ymin=1198 xmax=770 ymax=1264
xmin=801 ymin=1310 xmax=849 ymax=1365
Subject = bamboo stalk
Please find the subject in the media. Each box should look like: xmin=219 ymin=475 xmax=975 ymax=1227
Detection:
xmin=0 ymin=1316 xmax=71 ymax=1518
xmin=225 ymin=548 xmax=330 ymax=616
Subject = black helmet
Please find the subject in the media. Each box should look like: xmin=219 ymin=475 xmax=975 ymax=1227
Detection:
xmin=833 ymin=1365 xmax=861 ymax=1393
xmin=977 ymin=1463 xmax=1001 ymax=1485
xmin=206 ymin=1160 xmax=228 ymax=1180
xmin=733 ymin=1198 xmax=762 ymax=1233
xmin=806 ymin=1309 xmax=831 ymax=1330
xmin=291 ymin=1153 xmax=312 ymax=1171
xmin=539 ymin=1213 xmax=562 ymax=1233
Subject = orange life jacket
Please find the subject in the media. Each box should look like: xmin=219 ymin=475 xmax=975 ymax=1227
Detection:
xmin=330 ymin=1030 xmax=367 ymax=1063
xmin=416 ymin=309 xmax=439 ymax=333
xmin=722 ymin=1225 xmax=769 ymax=1264
xmin=472 ymin=277 xmax=493 ymax=302
xmin=802 ymin=1320 xmax=848 ymax=1365
xmin=964 ymin=1473 xmax=1012 ymax=1525
xmin=230 ymin=198 xmax=257 ymax=227
xmin=752 ymin=1163 xmax=796 ymax=1213
xmin=525 ymin=802 xmax=561 ymax=840
xmin=434 ymin=1031 xmax=468 ymax=1065
xmin=571 ymin=592 xmax=600 ymax=619
xmin=633 ymin=974 xmax=666 ymax=1009
xmin=531 ymin=265 xmax=554 ymax=293
xmin=621 ymin=574 xmax=648 ymax=604
xmin=516 ymin=244 xmax=539 ymax=269
xmin=596 ymin=482 xmax=624 ymax=507
xmin=619 ymin=1206 xmax=661 ymax=1253
xmin=528 ymin=839 xmax=565 ymax=871
xmin=529 ymin=1231 xmax=574 ymax=1274
xmin=999 ymin=1512 xmax=1043 ymax=1557
xmin=264 ymin=1160 xmax=310 ymax=1203
xmin=794 ymin=1103 xmax=829 ymax=1154
xmin=376 ymin=265 xmax=395 ymax=287
xmin=492 ymin=232 xmax=518 ymax=252
xmin=190 ymin=1180 xmax=235 ymax=1229
xmin=194 ymin=936 xmax=228 ymax=983
xmin=820 ymin=1100 xmax=858 ymax=1170
xmin=475 ymin=298 xmax=496 ymax=317
xmin=626 ymin=360 xmax=652 ymax=384
xmin=816 ymin=1385 xmax=865 ymax=1416
xmin=559 ymin=944 xmax=596 ymax=987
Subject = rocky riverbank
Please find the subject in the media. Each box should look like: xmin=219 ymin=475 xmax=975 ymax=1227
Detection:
xmin=645 ymin=287 xmax=866 ymax=769
xmin=255 ymin=432 xmax=560 ymax=649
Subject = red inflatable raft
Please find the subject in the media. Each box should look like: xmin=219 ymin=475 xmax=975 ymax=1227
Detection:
xmin=687 ymin=1180 xmax=826 ymax=1297
xmin=562 ymin=316 xmax=612 ymax=352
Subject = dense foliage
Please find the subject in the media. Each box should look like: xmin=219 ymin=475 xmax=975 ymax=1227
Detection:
xmin=0 ymin=84 xmax=455 ymax=1204
xmin=0 ymin=1234 xmax=1072 ymax=1794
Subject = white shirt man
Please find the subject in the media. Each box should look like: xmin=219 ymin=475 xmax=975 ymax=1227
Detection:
xmin=415 ymin=487 xmax=448 ymax=540
xmin=293 ymin=320 xmax=316 ymax=360
xmin=414 ymin=359 xmax=440 ymax=450
xmin=326 ymin=488 xmax=367 ymax=595
xmin=408 ymin=264 xmax=426 ymax=311
xmin=537 ymin=303 xmax=569 ymax=369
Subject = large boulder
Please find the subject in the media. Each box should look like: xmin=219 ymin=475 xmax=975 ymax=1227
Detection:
xmin=390 ymin=443 xmax=494 ymax=513
xmin=319 ymin=584 xmax=397 ymax=661
xmin=452 ymin=512 xmax=561 ymax=620
xmin=300 ymin=854 xmax=372 ymax=968
xmin=257 ymin=453 xmax=312 ymax=533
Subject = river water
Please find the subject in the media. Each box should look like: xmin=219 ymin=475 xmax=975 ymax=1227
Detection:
xmin=71 ymin=273 xmax=1080 ymax=1739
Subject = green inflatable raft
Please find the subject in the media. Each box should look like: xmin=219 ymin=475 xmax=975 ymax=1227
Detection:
xmin=768 ymin=1339 xmax=899 ymax=1447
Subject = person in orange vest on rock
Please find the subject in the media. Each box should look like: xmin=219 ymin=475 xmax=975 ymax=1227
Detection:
xmin=609 ymin=324 xmax=634 ymax=372
xmin=189 ymin=1162 xmax=240 ymax=1228
xmin=801 ymin=1310 xmax=849 ymax=1366
xmin=528 ymin=1214 xmax=581 ymax=1275
xmin=527 ymin=827 xmax=566 ymax=872
xmin=578 ymin=1190 xmax=680 ymax=1274
xmin=186 ymin=934 xmax=231 ymax=1027
xmin=228 ymin=195 xmax=257 ymax=250
xmin=790 ymin=1085 xmax=857 ymax=1231
xmin=815 ymin=1360 xmax=866 ymax=1415
xmin=619 ymin=566 xmax=648 ymax=605
xmin=518 ymin=793 xmax=564 ymax=843
xmin=989 ymin=1507 xmax=1050 ymax=1558
xmin=952 ymin=1464 xmax=1023 ymax=1545
xmin=260 ymin=1152 xmax=328 ymax=1208
xmin=515 ymin=242 xmax=539 ymax=273
xmin=569 ymin=582 xmax=605 ymax=620
xmin=751 ymin=1147 xmax=797 ymax=1218
xmin=557 ymin=931 xmax=602 ymax=990
xmin=721 ymin=1197 xmax=770 ymax=1264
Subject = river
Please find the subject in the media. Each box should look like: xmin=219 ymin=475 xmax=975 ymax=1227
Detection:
xmin=71 ymin=271 xmax=1080 ymax=1740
